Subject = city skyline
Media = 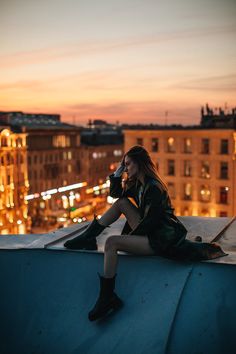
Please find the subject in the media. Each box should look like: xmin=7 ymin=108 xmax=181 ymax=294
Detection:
xmin=0 ymin=0 xmax=235 ymax=125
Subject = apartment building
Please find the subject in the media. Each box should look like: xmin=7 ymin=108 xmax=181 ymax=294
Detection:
xmin=124 ymin=128 xmax=236 ymax=217
xmin=0 ymin=127 xmax=30 ymax=234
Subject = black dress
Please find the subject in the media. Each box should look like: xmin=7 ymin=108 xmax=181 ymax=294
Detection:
xmin=109 ymin=173 xmax=227 ymax=261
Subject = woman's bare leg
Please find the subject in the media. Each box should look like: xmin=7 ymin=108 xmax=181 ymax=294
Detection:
xmin=98 ymin=197 xmax=141 ymax=229
xmin=104 ymin=235 xmax=156 ymax=278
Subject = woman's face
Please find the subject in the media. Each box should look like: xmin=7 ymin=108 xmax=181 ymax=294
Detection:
xmin=124 ymin=155 xmax=139 ymax=179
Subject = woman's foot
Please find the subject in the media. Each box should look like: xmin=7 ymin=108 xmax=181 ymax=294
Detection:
xmin=88 ymin=273 xmax=123 ymax=321
xmin=64 ymin=216 xmax=106 ymax=250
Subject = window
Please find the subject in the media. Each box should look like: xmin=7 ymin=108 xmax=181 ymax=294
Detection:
xmin=184 ymin=160 xmax=192 ymax=177
xmin=183 ymin=207 xmax=190 ymax=216
xmin=63 ymin=152 xmax=67 ymax=160
xmin=220 ymin=139 xmax=228 ymax=154
xmin=53 ymin=135 xmax=70 ymax=147
xmin=200 ymin=185 xmax=211 ymax=202
xmin=200 ymin=161 xmax=210 ymax=178
xmin=183 ymin=183 xmax=192 ymax=200
xmin=219 ymin=186 xmax=229 ymax=204
xmin=113 ymin=149 xmax=122 ymax=156
xmin=137 ymin=138 xmax=143 ymax=146
xmin=219 ymin=211 xmax=228 ymax=217
xmin=34 ymin=155 xmax=38 ymax=164
xmin=201 ymin=209 xmax=210 ymax=217
xmin=220 ymin=162 xmax=228 ymax=179
xmin=184 ymin=138 xmax=192 ymax=153
xmin=151 ymin=138 xmax=159 ymax=152
xmin=1 ymin=137 xmax=8 ymax=147
xmin=201 ymin=138 xmax=210 ymax=154
xmin=167 ymin=137 xmax=175 ymax=152
xmin=7 ymin=174 xmax=11 ymax=185
xmin=77 ymin=160 xmax=81 ymax=173
xmin=28 ymin=156 xmax=31 ymax=165
xmin=167 ymin=160 xmax=175 ymax=175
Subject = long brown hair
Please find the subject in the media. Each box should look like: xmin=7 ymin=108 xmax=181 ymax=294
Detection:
xmin=123 ymin=145 xmax=168 ymax=191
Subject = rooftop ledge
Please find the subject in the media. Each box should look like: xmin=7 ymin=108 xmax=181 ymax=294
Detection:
xmin=0 ymin=216 xmax=235 ymax=264
xmin=1 ymin=216 xmax=236 ymax=354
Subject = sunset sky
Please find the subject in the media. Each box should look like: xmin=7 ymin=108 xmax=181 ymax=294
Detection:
xmin=0 ymin=0 xmax=235 ymax=125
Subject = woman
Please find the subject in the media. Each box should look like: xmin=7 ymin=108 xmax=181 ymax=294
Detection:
xmin=64 ymin=145 xmax=226 ymax=321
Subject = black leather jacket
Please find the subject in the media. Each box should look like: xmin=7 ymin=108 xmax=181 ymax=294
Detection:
xmin=109 ymin=173 xmax=187 ymax=255
xmin=109 ymin=173 xmax=226 ymax=261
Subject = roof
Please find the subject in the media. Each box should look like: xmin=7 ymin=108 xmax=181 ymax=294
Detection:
xmin=0 ymin=216 xmax=235 ymax=354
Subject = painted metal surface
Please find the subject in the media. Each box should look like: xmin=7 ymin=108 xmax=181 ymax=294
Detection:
xmin=0 ymin=216 xmax=235 ymax=354
xmin=0 ymin=248 xmax=235 ymax=354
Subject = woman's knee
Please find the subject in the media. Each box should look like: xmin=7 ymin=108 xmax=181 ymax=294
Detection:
xmin=104 ymin=235 xmax=119 ymax=252
xmin=115 ymin=197 xmax=130 ymax=206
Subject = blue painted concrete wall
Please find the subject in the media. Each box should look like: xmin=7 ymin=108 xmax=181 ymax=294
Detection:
xmin=0 ymin=249 xmax=235 ymax=354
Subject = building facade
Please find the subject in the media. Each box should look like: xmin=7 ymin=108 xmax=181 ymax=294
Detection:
xmin=124 ymin=128 xmax=236 ymax=217
xmin=0 ymin=127 xmax=30 ymax=234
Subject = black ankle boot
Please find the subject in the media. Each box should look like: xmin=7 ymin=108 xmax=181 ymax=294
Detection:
xmin=88 ymin=272 xmax=123 ymax=321
xmin=64 ymin=216 xmax=107 ymax=250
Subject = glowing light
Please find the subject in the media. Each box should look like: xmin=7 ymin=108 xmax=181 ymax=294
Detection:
xmin=25 ymin=194 xmax=36 ymax=202
xmin=57 ymin=217 xmax=67 ymax=222
xmin=1 ymin=129 xmax=10 ymax=137
xmin=42 ymin=195 xmax=51 ymax=200
xmin=17 ymin=220 xmax=22 ymax=225
xmin=25 ymin=181 xmax=87 ymax=200
xmin=58 ymin=182 xmax=87 ymax=192
xmin=41 ymin=189 xmax=57 ymax=196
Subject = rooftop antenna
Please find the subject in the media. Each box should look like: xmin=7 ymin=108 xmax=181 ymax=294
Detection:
xmin=164 ymin=111 xmax=168 ymax=125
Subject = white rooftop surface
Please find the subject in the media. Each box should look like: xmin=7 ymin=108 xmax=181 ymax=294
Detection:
xmin=0 ymin=216 xmax=235 ymax=264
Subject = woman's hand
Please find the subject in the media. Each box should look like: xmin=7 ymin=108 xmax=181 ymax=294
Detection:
xmin=113 ymin=155 xmax=126 ymax=177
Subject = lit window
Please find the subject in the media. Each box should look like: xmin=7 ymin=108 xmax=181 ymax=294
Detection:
xmin=184 ymin=183 xmax=192 ymax=200
xmin=167 ymin=137 xmax=175 ymax=152
xmin=113 ymin=150 xmax=122 ymax=156
xmin=200 ymin=185 xmax=211 ymax=202
xmin=184 ymin=160 xmax=191 ymax=177
xmin=184 ymin=138 xmax=192 ymax=153
xmin=201 ymin=161 xmax=210 ymax=178
xmin=63 ymin=152 xmax=67 ymax=160
xmin=53 ymin=135 xmax=71 ymax=147
xmin=219 ymin=186 xmax=229 ymax=204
